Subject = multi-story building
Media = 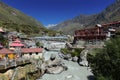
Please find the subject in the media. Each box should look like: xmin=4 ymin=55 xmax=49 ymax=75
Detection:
xmin=73 ymin=21 xmax=120 ymax=48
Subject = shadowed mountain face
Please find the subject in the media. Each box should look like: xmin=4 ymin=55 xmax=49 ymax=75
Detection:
xmin=50 ymin=0 xmax=120 ymax=35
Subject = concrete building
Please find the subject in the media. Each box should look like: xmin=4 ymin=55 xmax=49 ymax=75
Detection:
xmin=74 ymin=21 xmax=120 ymax=48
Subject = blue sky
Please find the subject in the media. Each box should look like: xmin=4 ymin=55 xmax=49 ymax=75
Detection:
xmin=2 ymin=0 xmax=115 ymax=27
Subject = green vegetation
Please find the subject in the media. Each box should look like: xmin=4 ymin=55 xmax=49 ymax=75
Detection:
xmin=87 ymin=48 xmax=102 ymax=57
xmin=0 ymin=2 xmax=57 ymax=36
xmin=61 ymin=48 xmax=83 ymax=57
xmin=71 ymin=48 xmax=83 ymax=57
xmin=36 ymin=42 xmax=44 ymax=47
xmin=87 ymin=37 xmax=120 ymax=80
xmin=61 ymin=48 xmax=70 ymax=55
xmin=0 ymin=33 xmax=8 ymax=46
xmin=0 ymin=2 xmax=43 ymax=27
xmin=0 ymin=22 xmax=57 ymax=36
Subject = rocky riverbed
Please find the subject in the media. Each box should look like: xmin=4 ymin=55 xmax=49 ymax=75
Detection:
xmin=41 ymin=54 xmax=67 ymax=74
xmin=37 ymin=51 xmax=94 ymax=80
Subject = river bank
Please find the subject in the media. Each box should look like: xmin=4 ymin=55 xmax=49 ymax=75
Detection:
xmin=0 ymin=60 xmax=43 ymax=80
xmin=37 ymin=51 xmax=94 ymax=80
xmin=0 ymin=41 xmax=94 ymax=80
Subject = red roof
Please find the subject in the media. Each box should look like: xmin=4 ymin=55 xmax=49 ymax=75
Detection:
xmin=0 ymin=48 xmax=14 ymax=54
xmin=10 ymin=39 xmax=24 ymax=47
xmin=10 ymin=43 xmax=24 ymax=47
xmin=21 ymin=48 xmax=43 ymax=53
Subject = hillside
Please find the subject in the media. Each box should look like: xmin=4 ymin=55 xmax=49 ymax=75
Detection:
xmin=0 ymin=2 xmax=43 ymax=27
xmin=50 ymin=0 xmax=120 ymax=35
xmin=50 ymin=14 xmax=97 ymax=35
xmin=0 ymin=2 xmax=56 ymax=35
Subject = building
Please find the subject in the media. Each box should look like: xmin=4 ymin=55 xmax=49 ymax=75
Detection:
xmin=0 ymin=48 xmax=17 ymax=69
xmin=21 ymin=48 xmax=43 ymax=59
xmin=0 ymin=47 xmax=43 ymax=70
xmin=74 ymin=21 xmax=120 ymax=47
xmin=0 ymin=48 xmax=16 ymax=60
xmin=9 ymin=39 xmax=25 ymax=49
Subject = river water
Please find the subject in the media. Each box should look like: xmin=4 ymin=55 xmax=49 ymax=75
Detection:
xmin=37 ymin=50 xmax=94 ymax=80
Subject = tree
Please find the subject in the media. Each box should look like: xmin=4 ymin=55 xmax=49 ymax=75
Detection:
xmin=89 ymin=37 xmax=120 ymax=80
xmin=0 ymin=33 xmax=8 ymax=47
xmin=36 ymin=42 xmax=43 ymax=47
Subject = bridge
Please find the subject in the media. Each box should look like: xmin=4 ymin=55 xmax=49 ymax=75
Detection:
xmin=34 ymin=36 xmax=68 ymax=41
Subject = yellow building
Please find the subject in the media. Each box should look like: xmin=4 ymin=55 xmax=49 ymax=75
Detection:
xmin=0 ymin=48 xmax=16 ymax=60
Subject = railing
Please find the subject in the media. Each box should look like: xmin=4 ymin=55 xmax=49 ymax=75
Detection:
xmin=0 ymin=57 xmax=30 ymax=70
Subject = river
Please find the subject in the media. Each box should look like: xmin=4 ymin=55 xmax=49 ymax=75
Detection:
xmin=37 ymin=50 xmax=94 ymax=80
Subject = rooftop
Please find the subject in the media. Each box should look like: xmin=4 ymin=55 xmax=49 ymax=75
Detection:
xmin=21 ymin=48 xmax=43 ymax=53
xmin=0 ymin=48 xmax=14 ymax=54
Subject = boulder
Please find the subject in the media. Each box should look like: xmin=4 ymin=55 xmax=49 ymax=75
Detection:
xmin=79 ymin=61 xmax=88 ymax=66
xmin=79 ymin=49 xmax=88 ymax=66
xmin=72 ymin=56 xmax=78 ymax=62
xmin=46 ymin=66 xmax=64 ymax=74
xmin=50 ymin=54 xmax=56 ymax=61
xmin=3 ymin=69 xmax=14 ymax=79
xmin=41 ymin=58 xmax=67 ymax=74
xmin=64 ymin=54 xmax=72 ymax=61
xmin=58 ymin=52 xmax=64 ymax=58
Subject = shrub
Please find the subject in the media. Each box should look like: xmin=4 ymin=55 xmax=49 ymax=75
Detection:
xmin=60 ymin=48 xmax=69 ymax=54
xmin=61 ymin=48 xmax=83 ymax=57
xmin=71 ymin=48 xmax=82 ymax=57
xmin=89 ymin=37 xmax=120 ymax=80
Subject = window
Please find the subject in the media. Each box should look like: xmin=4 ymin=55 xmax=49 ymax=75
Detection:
xmin=29 ymin=53 xmax=32 ymax=55
xmin=36 ymin=52 xmax=38 ymax=55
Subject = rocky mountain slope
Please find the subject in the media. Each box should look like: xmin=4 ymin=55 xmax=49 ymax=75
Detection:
xmin=0 ymin=2 xmax=56 ymax=35
xmin=50 ymin=0 xmax=120 ymax=35
xmin=0 ymin=2 xmax=43 ymax=27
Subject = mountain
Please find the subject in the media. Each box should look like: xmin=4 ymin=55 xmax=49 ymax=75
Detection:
xmin=0 ymin=2 xmax=43 ymax=27
xmin=50 ymin=14 xmax=97 ymax=35
xmin=0 ymin=2 xmax=54 ymax=35
xmin=50 ymin=0 xmax=120 ymax=35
